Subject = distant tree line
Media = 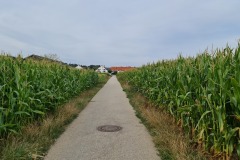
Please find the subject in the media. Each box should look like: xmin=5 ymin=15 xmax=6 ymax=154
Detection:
xmin=1 ymin=53 xmax=105 ymax=71
xmin=68 ymin=64 xmax=101 ymax=70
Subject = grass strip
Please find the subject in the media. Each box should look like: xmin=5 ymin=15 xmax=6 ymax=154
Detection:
xmin=0 ymin=74 xmax=109 ymax=160
xmin=118 ymin=78 xmax=206 ymax=160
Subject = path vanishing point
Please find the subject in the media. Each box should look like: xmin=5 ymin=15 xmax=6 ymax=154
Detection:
xmin=45 ymin=76 xmax=159 ymax=160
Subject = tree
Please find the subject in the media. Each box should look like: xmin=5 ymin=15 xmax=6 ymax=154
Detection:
xmin=44 ymin=53 xmax=60 ymax=61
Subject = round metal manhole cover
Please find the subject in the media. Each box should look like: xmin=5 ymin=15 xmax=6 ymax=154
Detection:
xmin=97 ymin=125 xmax=122 ymax=132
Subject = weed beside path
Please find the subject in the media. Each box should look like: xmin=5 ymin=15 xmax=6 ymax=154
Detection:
xmin=0 ymin=74 xmax=109 ymax=160
xmin=117 ymin=77 xmax=206 ymax=160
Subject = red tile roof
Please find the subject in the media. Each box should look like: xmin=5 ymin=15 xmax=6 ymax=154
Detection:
xmin=110 ymin=67 xmax=135 ymax=72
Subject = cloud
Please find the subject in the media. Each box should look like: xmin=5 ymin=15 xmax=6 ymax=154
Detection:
xmin=0 ymin=0 xmax=240 ymax=66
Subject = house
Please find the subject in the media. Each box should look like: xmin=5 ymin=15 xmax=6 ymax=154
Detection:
xmin=75 ymin=65 xmax=83 ymax=70
xmin=110 ymin=66 xmax=135 ymax=72
xmin=96 ymin=65 xmax=108 ymax=73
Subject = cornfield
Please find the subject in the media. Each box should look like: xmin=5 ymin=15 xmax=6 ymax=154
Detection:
xmin=118 ymin=43 xmax=240 ymax=158
xmin=0 ymin=55 xmax=98 ymax=136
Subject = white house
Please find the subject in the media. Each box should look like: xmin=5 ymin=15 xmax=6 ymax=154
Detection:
xmin=75 ymin=65 xmax=83 ymax=70
xmin=96 ymin=66 xmax=108 ymax=73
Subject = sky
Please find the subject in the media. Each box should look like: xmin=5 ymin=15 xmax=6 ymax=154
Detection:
xmin=0 ymin=0 xmax=240 ymax=67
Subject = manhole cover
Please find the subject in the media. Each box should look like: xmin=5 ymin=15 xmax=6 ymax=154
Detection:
xmin=97 ymin=125 xmax=122 ymax=132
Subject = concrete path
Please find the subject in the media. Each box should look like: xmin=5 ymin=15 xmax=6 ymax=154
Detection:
xmin=45 ymin=76 xmax=159 ymax=160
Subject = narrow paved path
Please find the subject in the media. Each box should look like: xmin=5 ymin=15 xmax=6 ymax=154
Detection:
xmin=45 ymin=76 xmax=159 ymax=160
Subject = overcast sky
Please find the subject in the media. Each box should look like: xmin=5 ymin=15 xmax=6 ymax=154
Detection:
xmin=0 ymin=0 xmax=240 ymax=66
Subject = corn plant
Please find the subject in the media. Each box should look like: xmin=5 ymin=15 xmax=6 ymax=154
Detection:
xmin=0 ymin=55 xmax=98 ymax=136
xmin=118 ymin=43 xmax=240 ymax=158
